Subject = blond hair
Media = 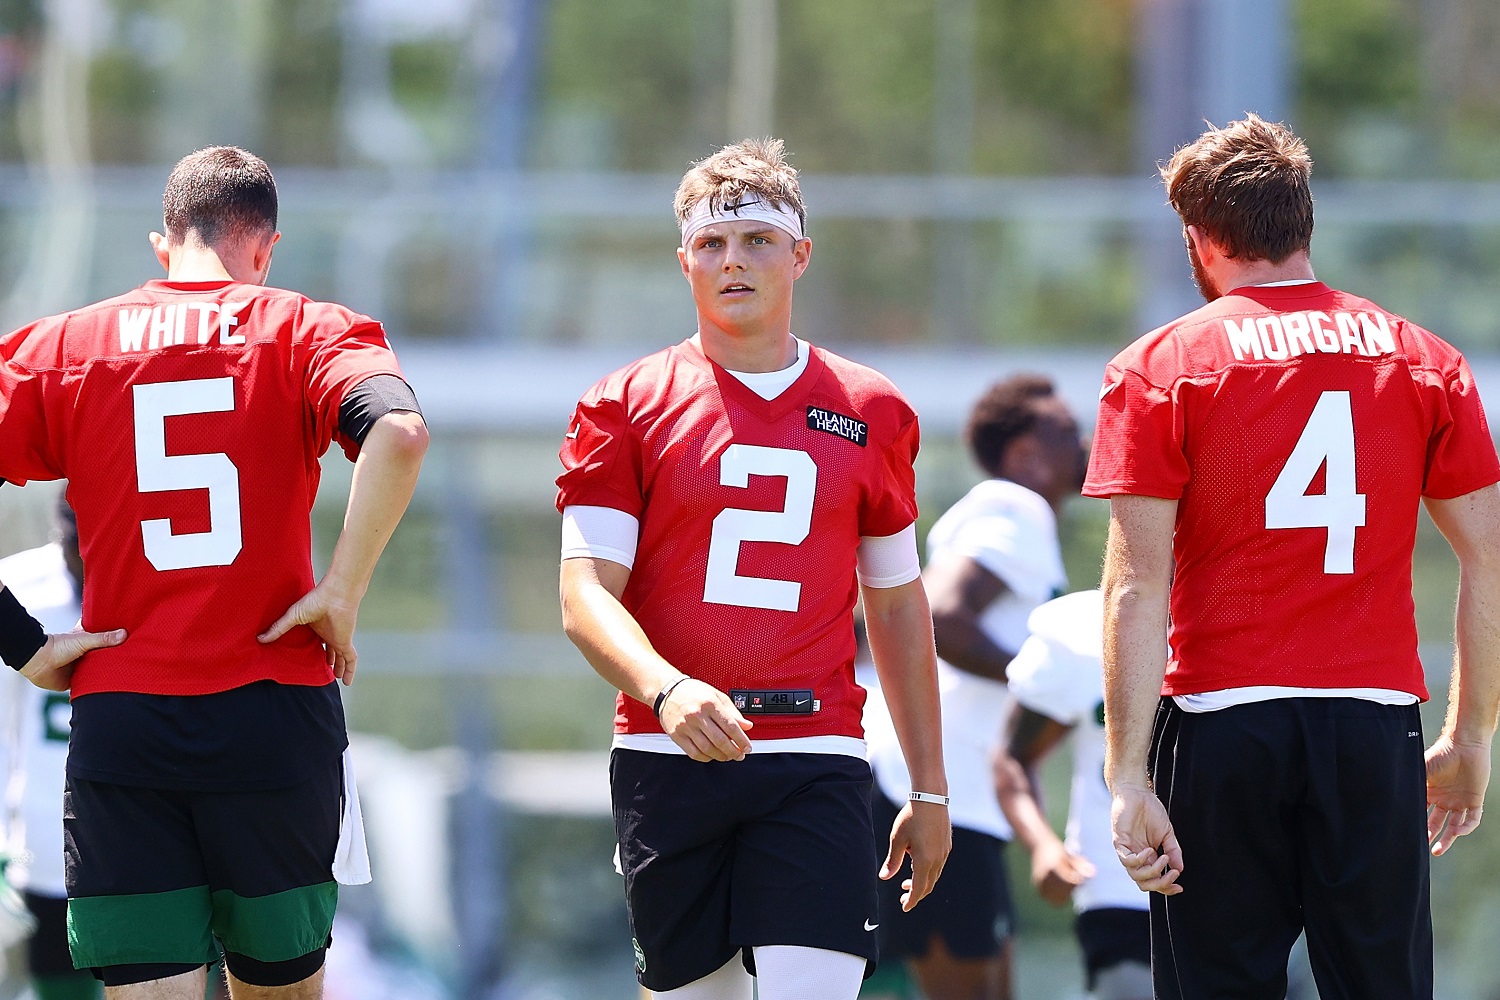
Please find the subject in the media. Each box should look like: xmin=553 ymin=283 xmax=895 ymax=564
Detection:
xmin=673 ymin=138 xmax=807 ymax=234
xmin=1161 ymin=114 xmax=1313 ymax=263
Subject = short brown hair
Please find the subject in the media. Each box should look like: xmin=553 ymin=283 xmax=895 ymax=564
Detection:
xmin=162 ymin=146 xmax=278 ymax=247
xmin=966 ymin=374 xmax=1057 ymax=477
xmin=1161 ymin=114 xmax=1313 ymax=263
xmin=673 ymin=137 xmax=807 ymax=234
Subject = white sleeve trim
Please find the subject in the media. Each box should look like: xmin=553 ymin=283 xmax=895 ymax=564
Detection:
xmin=561 ymin=505 xmax=639 ymax=569
xmin=856 ymin=523 xmax=921 ymax=588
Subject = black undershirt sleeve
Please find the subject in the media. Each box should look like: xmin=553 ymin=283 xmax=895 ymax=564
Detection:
xmin=337 ymin=375 xmax=423 ymax=448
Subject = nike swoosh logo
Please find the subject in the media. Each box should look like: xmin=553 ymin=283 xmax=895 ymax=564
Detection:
xmin=565 ymin=425 xmax=580 ymax=439
xmin=864 ymin=920 xmax=879 ymax=932
xmin=1099 ymin=380 xmax=1120 ymax=400
xmin=795 ymin=699 xmax=809 ymax=706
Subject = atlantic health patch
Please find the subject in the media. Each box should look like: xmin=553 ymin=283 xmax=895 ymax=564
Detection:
xmin=806 ymin=406 xmax=867 ymax=447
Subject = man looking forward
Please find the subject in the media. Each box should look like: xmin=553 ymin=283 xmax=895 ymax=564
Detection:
xmin=1085 ymin=115 xmax=1500 ymax=999
xmin=0 ymin=146 xmax=428 ymax=999
xmin=558 ymin=138 xmax=950 ymax=1000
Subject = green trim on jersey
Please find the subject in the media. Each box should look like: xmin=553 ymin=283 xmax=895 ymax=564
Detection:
xmin=67 ymin=882 xmax=336 ymax=968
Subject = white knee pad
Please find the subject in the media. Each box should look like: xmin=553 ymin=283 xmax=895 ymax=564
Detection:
xmin=752 ymin=945 xmax=866 ymax=1000
xmin=650 ymin=955 xmax=754 ymax=1000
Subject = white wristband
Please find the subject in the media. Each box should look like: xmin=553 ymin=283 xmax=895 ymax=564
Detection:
xmin=909 ymin=791 xmax=950 ymax=806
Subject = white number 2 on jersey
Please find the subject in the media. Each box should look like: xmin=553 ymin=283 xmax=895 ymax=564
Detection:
xmin=133 ymin=378 xmax=243 ymax=571
xmin=703 ymin=445 xmax=818 ymax=611
xmin=1264 ymin=390 xmax=1366 ymax=574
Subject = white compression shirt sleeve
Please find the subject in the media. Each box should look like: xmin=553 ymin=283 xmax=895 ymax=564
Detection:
xmin=856 ymin=523 xmax=921 ymax=588
xmin=560 ymin=505 xmax=640 ymax=569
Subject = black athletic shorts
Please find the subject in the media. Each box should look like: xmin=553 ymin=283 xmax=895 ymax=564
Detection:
xmin=610 ymin=749 xmax=880 ymax=993
xmin=1075 ymin=906 xmax=1150 ymax=989
xmin=1148 ymin=697 xmax=1432 ymax=1000
xmin=871 ymin=785 xmax=1014 ymax=960
xmin=64 ymin=759 xmax=342 ymax=976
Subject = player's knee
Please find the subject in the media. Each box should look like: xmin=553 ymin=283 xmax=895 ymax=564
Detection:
xmin=222 ymin=948 xmax=326 ymax=988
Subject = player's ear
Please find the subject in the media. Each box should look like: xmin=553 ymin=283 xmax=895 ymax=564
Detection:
xmin=1184 ymin=225 xmax=1217 ymax=261
xmin=149 ymin=231 xmax=171 ymax=273
xmin=791 ymin=237 xmax=812 ymax=278
xmin=677 ymin=246 xmax=691 ymax=279
xmin=251 ymin=230 xmax=281 ymax=280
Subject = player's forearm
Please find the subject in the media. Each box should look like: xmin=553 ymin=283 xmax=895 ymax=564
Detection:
xmin=1101 ymin=497 xmax=1175 ymax=791
xmin=1425 ymin=486 xmax=1500 ymax=747
xmin=560 ymin=558 xmax=680 ymax=707
xmin=322 ymin=411 xmax=428 ymax=603
xmin=931 ymin=612 xmax=1013 ymax=681
xmin=865 ymin=580 xmax=947 ymax=793
xmin=1446 ymin=561 xmax=1500 ymax=747
xmin=995 ymin=753 xmax=1057 ymax=854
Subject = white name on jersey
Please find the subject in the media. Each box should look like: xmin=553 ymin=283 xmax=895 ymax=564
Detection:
xmin=118 ymin=302 xmax=251 ymax=353
xmin=1224 ymin=309 xmax=1395 ymax=362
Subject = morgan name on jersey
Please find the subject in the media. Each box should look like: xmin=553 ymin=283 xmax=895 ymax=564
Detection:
xmin=1224 ymin=308 xmax=1395 ymax=362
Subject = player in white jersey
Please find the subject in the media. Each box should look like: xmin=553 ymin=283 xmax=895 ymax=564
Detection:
xmin=996 ymin=590 xmax=1150 ymax=1000
xmin=864 ymin=375 xmax=1084 ymax=1000
xmin=0 ymin=499 xmax=102 ymax=1000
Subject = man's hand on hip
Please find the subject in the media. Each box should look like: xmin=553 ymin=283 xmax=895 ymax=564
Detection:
xmin=20 ymin=626 xmax=127 ymax=692
xmin=259 ymin=584 xmax=360 ymax=685
xmin=1111 ymin=781 xmax=1184 ymax=895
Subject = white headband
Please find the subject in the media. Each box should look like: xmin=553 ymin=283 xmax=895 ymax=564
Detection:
xmin=679 ymin=196 xmax=805 ymax=244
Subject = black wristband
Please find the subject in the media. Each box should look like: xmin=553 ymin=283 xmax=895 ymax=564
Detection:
xmin=0 ymin=588 xmax=46 ymax=671
xmin=652 ymin=676 xmax=690 ymax=720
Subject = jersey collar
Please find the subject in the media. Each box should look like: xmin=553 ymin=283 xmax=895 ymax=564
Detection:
xmin=679 ymin=336 xmax=827 ymax=421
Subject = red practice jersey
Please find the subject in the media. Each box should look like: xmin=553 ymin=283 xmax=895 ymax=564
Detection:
xmin=0 ymin=279 xmax=404 ymax=697
xmin=1084 ymin=282 xmax=1500 ymax=698
xmin=557 ymin=339 xmax=920 ymax=739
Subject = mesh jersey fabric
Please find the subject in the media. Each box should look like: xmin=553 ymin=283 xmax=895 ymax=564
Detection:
xmin=556 ymin=338 xmax=919 ymax=741
xmin=1083 ymin=281 xmax=1500 ymax=697
xmin=0 ymin=279 xmax=404 ymax=696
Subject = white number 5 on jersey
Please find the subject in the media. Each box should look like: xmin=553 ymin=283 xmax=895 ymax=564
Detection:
xmin=1265 ymin=390 xmax=1366 ymax=574
xmin=703 ymin=445 xmax=817 ymax=611
xmin=133 ymin=378 xmax=244 ymax=571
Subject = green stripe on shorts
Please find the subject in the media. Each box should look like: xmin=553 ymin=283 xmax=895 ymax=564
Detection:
xmin=68 ymin=887 xmax=219 ymax=968
xmin=68 ymin=882 xmax=337 ymax=969
xmin=210 ymin=882 xmax=338 ymax=962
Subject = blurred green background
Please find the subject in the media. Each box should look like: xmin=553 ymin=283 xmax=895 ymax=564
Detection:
xmin=1 ymin=0 xmax=1500 ymax=997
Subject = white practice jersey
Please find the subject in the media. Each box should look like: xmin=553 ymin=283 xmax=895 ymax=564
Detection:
xmin=1006 ymin=589 xmax=1147 ymax=914
xmin=866 ymin=479 xmax=1066 ymax=839
xmin=0 ymin=543 xmax=80 ymax=898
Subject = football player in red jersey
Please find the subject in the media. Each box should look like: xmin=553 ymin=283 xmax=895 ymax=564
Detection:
xmin=0 ymin=147 xmax=428 ymax=1000
xmin=558 ymin=139 xmax=950 ymax=1000
xmin=1086 ymin=115 xmax=1500 ymax=999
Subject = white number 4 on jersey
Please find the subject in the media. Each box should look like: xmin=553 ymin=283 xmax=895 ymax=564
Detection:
xmin=1265 ymin=390 xmax=1367 ymax=574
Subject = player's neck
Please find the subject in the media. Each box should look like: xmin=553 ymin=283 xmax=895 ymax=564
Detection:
xmin=695 ymin=324 xmax=798 ymax=374
xmin=1213 ymin=251 xmax=1316 ymax=296
xmin=164 ymin=243 xmax=264 ymax=285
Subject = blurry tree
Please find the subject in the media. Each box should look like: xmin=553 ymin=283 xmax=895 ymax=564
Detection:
xmin=971 ymin=0 xmax=1135 ymax=175
xmin=537 ymin=0 xmax=699 ymax=170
